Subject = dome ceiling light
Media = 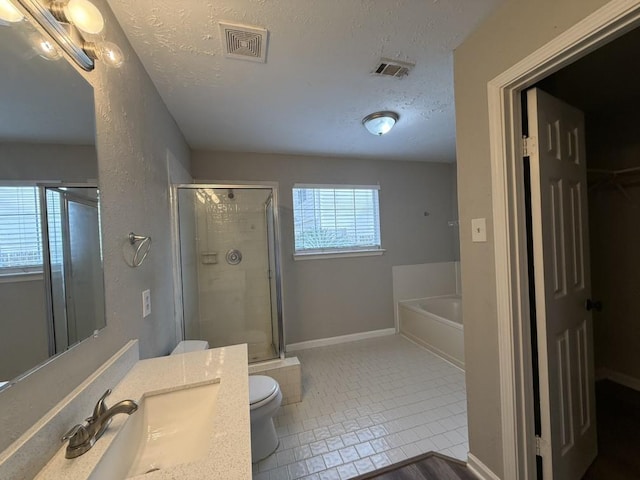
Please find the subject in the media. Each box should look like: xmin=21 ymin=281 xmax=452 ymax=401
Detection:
xmin=362 ymin=111 xmax=399 ymax=136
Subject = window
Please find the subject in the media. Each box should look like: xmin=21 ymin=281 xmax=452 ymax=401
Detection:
xmin=0 ymin=186 xmax=43 ymax=273
xmin=293 ymin=184 xmax=382 ymax=257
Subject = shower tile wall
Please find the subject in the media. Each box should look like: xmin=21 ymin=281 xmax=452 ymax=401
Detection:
xmin=194 ymin=190 xmax=273 ymax=359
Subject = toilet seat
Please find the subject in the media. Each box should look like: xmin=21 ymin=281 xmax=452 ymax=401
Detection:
xmin=249 ymin=375 xmax=279 ymax=410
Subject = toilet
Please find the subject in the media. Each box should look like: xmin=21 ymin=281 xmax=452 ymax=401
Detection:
xmin=170 ymin=341 xmax=282 ymax=463
xmin=249 ymin=375 xmax=282 ymax=462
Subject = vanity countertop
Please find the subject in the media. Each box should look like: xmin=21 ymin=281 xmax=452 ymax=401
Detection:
xmin=36 ymin=343 xmax=251 ymax=480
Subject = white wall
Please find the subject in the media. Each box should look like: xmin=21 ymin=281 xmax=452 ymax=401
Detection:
xmin=192 ymin=151 xmax=458 ymax=344
xmin=454 ymin=0 xmax=611 ymax=476
xmin=0 ymin=0 xmax=190 ymax=453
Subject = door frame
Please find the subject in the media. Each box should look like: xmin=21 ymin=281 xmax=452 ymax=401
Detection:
xmin=487 ymin=1 xmax=640 ymax=479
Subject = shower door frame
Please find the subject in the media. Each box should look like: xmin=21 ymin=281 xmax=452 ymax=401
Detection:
xmin=38 ymin=182 xmax=102 ymax=356
xmin=171 ymin=182 xmax=285 ymax=360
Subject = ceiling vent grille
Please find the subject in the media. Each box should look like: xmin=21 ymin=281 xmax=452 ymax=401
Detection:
xmin=372 ymin=58 xmax=415 ymax=78
xmin=219 ymin=22 xmax=268 ymax=63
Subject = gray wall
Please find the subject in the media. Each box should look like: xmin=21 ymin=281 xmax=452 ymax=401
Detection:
xmin=0 ymin=0 xmax=190 ymax=453
xmin=192 ymin=151 xmax=458 ymax=344
xmin=588 ymin=112 xmax=640 ymax=382
xmin=0 ymin=277 xmax=48 ymax=381
xmin=0 ymin=143 xmax=97 ymax=181
xmin=454 ymin=0 xmax=611 ymax=476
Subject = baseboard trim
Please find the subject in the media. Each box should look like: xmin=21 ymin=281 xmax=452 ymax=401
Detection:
xmin=596 ymin=367 xmax=640 ymax=392
xmin=286 ymin=328 xmax=396 ymax=352
xmin=467 ymin=453 xmax=501 ymax=480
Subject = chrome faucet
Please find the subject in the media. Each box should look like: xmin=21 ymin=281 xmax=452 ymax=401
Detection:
xmin=62 ymin=389 xmax=138 ymax=459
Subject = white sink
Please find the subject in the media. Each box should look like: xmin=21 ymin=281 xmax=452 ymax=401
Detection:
xmin=89 ymin=380 xmax=220 ymax=479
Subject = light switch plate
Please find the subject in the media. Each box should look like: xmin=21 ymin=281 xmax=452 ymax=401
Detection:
xmin=142 ymin=289 xmax=151 ymax=318
xmin=471 ymin=218 xmax=487 ymax=242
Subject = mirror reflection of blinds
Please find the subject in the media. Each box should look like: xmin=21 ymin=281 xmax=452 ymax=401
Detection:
xmin=0 ymin=186 xmax=42 ymax=270
xmin=0 ymin=187 xmax=63 ymax=272
xmin=293 ymin=187 xmax=381 ymax=253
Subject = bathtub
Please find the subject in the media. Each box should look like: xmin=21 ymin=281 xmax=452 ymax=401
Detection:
xmin=399 ymin=295 xmax=464 ymax=369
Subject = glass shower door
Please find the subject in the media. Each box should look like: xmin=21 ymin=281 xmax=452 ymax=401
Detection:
xmin=176 ymin=186 xmax=281 ymax=362
xmin=44 ymin=187 xmax=105 ymax=351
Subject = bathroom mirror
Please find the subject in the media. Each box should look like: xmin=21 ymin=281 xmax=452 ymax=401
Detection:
xmin=0 ymin=17 xmax=102 ymax=388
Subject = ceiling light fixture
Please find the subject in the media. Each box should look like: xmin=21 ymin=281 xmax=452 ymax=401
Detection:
xmin=0 ymin=0 xmax=24 ymax=23
xmin=362 ymin=111 xmax=399 ymax=136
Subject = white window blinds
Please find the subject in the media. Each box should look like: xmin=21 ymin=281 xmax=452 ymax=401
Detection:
xmin=0 ymin=186 xmax=43 ymax=271
xmin=293 ymin=185 xmax=381 ymax=254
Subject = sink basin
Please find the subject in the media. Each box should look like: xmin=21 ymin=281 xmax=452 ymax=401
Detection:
xmin=89 ymin=380 xmax=220 ymax=479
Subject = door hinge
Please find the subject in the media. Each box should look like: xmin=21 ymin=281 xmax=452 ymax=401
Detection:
xmin=523 ymin=135 xmax=537 ymax=157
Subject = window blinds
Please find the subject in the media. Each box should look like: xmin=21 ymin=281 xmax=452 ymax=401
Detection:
xmin=0 ymin=186 xmax=43 ymax=270
xmin=293 ymin=186 xmax=381 ymax=253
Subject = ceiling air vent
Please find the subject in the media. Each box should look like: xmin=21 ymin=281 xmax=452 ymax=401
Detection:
xmin=372 ymin=58 xmax=415 ymax=78
xmin=219 ymin=22 xmax=268 ymax=63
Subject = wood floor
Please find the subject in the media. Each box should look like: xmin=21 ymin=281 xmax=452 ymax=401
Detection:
xmin=582 ymin=380 xmax=640 ymax=480
xmin=352 ymin=452 xmax=476 ymax=480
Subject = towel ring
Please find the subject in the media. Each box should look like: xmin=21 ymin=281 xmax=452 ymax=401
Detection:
xmin=127 ymin=232 xmax=152 ymax=267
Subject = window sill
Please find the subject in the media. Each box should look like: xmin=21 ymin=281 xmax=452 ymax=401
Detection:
xmin=0 ymin=271 xmax=44 ymax=284
xmin=293 ymin=249 xmax=386 ymax=261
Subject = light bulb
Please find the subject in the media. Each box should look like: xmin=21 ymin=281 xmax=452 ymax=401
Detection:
xmin=63 ymin=0 xmax=104 ymax=34
xmin=31 ymin=35 xmax=63 ymax=60
xmin=0 ymin=0 xmax=24 ymax=23
xmin=85 ymin=41 xmax=124 ymax=68
xmin=96 ymin=41 xmax=123 ymax=68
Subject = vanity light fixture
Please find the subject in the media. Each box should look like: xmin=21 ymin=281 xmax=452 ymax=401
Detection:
xmin=0 ymin=0 xmax=24 ymax=23
xmin=49 ymin=0 xmax=104 ymax=34
xmin=362 ymin=111 xmax=399 ymax=136
xmin=14 ymin=0 xmax=124 ymax=71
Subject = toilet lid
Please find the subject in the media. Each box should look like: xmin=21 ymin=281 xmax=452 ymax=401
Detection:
xmin=249 ymin=375 xmax=278 ymax=405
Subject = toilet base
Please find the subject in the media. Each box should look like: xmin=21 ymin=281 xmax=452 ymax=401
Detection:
xmin=250 ymin=416 xmax=279 ymax=463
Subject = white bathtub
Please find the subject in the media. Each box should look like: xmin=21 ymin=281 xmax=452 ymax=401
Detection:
xmin=399 ymin=295 xmax=464 ymax=369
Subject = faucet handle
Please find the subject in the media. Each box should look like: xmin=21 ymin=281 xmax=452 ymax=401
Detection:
xmin=92 ymin=389 xmax=112 ymax=420
xmin=62 ymin=424 xmax=90 ymax=446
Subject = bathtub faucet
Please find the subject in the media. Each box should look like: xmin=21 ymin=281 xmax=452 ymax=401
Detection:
xmin=61 ymin=389 xmax=138 ymax=459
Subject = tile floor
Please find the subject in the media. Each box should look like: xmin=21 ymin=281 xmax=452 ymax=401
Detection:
xmin=252 ymin=334 xmax=468 ymax=480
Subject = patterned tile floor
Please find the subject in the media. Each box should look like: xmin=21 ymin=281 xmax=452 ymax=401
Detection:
xmin=252 ymin=335 xmax=468 ymax=480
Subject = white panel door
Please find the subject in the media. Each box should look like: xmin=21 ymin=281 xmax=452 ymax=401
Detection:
xmin=527 ymin=88 xmax=597 ymax=480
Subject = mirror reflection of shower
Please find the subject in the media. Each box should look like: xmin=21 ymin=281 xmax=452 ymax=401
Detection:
xmin=175 ymin=185 xmax=283 ymax=363
xmin=43 ymin=186 xmax=105 ymax=352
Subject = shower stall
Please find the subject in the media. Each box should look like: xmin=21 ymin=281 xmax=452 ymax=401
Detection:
xmin=173 ymin=184 xmax=283 ymax=363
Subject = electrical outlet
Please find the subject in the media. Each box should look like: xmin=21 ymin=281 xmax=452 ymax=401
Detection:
xmin=142 ymin=289 xmax=151 ymax=318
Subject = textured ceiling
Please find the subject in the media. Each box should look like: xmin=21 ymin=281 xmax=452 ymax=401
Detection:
xmin=107 ymin=0 xmax=502 ymax=162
